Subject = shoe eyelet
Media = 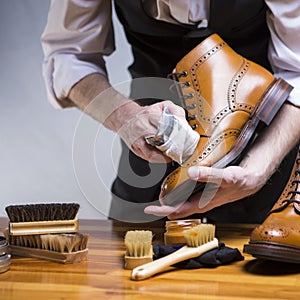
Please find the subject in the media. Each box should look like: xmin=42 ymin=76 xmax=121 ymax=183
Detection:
xmin=181 ymin=71 xmax=188 ymax=77
xmin=188 ymin=115 xmax=196 ymax=121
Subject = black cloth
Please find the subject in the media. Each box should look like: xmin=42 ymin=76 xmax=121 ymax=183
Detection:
xmin=153 ymin=243 xmax=244 ymax=269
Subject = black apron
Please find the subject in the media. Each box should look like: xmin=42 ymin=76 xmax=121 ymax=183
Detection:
xmin=109 ymin=0 xmax=297 ymax=223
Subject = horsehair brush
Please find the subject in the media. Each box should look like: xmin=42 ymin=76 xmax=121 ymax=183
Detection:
xmin=5 ymin=203 xmax=80 ymax=236
xmin=131 ymin=224 xmax=218 ymax=280
xmin=124 ymin=230 xmax=153 ymax=270
xmin=4 ymin=229 xmax=89 ymax=264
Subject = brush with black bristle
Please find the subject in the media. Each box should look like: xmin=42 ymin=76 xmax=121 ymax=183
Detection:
xmin=124 ymin=230 xmax=153 ymax=270
xmin=4 ymin=229 xmax=89 ymax=264
xmin=5 ymin=203 xmax=80 ymax=236
xmin=131 ymin=224 xmax=218 ymax=280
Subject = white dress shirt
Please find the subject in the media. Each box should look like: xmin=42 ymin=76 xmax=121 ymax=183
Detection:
xmin=41 ymin=0 xmax=300 ymax=108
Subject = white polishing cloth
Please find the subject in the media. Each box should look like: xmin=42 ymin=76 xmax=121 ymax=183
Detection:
xmin=146 ymin=107 xmax=200 ymax=164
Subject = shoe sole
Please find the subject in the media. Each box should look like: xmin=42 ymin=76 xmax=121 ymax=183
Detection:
xmin=243 ymin=241 xmax=300 ymax=264
xmin=162 ymin=78 xmax=293 ymax=207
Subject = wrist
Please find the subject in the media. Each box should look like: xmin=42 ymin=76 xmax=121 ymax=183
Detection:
xmin=238 ymin=103 xmax=300 ymax=185
xmin=239 ymin=151 xmax=275 ymax=188
xmin=104 ymin=98 xmax=142 ymax=132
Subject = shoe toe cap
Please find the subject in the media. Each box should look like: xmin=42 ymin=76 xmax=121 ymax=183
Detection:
xmin=250 ymin=223 xmax=290 ymax=243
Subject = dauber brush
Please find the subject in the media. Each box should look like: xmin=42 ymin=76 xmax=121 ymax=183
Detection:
xmin=131 ymin=224 xmax=218 ymax=280
xmin=124 ymin=230 xmax=153 ymax=270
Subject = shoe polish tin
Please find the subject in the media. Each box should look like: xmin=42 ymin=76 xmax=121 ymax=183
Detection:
xmin=0 ymin=236 xmax=11 ymax=274
xmin=164 ymin=219 xmax=201 ymax=246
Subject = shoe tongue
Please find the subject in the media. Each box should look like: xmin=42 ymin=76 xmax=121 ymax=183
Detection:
xmin=269 ymin=198 xmax=300 ymax=215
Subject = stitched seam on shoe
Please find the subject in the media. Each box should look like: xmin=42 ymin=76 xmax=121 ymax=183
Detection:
xmin=183 ymin=129 xmax=240 ymax=165
xmin=228 ymin=59 xmax=251 ymax=111
xmin=189 ymin=41 xmax=226 ymax=123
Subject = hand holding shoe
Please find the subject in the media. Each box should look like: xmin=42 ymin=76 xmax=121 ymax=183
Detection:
xmin=144 ymin=163 xmax=266 ymax=219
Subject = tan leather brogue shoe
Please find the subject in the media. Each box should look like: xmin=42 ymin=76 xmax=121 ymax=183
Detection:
xmin=160 ymin=34 xmax=293 ymax=206
xmin=243 ymin=145 xmax=300 ymax=263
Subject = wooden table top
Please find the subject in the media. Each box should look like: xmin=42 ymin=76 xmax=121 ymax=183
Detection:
xmin=0 ymin=217 xmax=299 ymax=300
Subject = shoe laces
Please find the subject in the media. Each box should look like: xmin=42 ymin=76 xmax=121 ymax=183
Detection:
xmin=281 ymin=149 xmax=300 ymax=206
xmin=168 ymin=71 xmax=198 ymax=130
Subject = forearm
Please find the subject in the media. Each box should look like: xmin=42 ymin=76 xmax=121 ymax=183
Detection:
xmin=68 ymin=73 xmax=187 ymax=163
xmin=240 ymin=102 xmax=300 ymax=183
xmin=68 ymin=73 xmax=141 ymax=132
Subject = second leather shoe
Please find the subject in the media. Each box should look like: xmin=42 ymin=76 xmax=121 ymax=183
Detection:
xmin=243 ymin=145 xmax=300 ymax=263
xmin=160 ymin=34 xmax=293 ymax=206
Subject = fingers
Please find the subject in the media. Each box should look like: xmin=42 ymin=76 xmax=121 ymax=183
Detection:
xmin=162 ymin=100 xmax=186 ymax=119
xmin=145 ymin=186 xmax=225 ymax=219
xmin=188 ymin=165 xmax=245 ymax=185
xmin=144 ymin=200 xmax=201 ymax=220
xmin=119 ymin=100 xmax=186 ymax=163
xmin=133 ymin=140 xmax=171 ymax=163
xmin=187 ymin=189 xmax=217 ymax=211
xmin=167 ymin=200 xmax=200 ymax=219
xmin=188 ymin=166 xmax=225 ymax=184
xmin=144 ymin=205 xmax=178 ymax=217
xmin=144 ymin=100 xmax=186 ymax=123
xmin=145 ymin=165 xmax=261 ymax=219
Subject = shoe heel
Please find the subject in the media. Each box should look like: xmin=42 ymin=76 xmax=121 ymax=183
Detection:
xmin=255 ymin=78 xmax=293 ymax=126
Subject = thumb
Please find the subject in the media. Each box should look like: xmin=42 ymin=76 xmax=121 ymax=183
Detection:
xmin=144 ymin=205 xmax=177 ymax=216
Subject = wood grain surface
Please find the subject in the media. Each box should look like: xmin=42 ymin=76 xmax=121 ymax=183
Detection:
xmin=0 ymin=218 xmax=299 ymax=300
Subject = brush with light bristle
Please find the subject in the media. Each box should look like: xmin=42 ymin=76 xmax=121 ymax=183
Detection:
xmin=5 ymin=203 xmax=80 ymax=236
xmin=4 ymin=229 xmax=89 ymax=264
xmin=124 ymin=230 xmax=153 ymax=270
xmin=131 ymin=224 xmax=218 ymax=280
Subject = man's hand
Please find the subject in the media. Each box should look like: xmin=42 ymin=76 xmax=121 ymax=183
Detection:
xmin=111 ymin=100 xmax=186 ymax=163
xmin=68 ymin=73 xmax=187 ymax=163
xmin=144 ymin=164 xmax=265 ymax=219
xmin=144 ymin=102 xmax=300 ymax=219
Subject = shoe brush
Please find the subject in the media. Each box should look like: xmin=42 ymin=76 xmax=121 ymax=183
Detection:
xmin=131 ymin=224 xmax=218 ymax=280
xmin=4 ymin=230 xmax=89 ymax=264
xmin=124 ymin=230 xmax=153 ymax=270
xmin=5 ymin=203 xmax=80 ymax=236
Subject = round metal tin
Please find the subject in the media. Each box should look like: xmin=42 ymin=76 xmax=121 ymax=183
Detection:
xmin=0 ymin=236 xmax=11 ymax=273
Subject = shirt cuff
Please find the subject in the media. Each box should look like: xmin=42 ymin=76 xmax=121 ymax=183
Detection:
xmin=274 ymin=71 xmax=300 ymax=107
xmin=42 ymin=53 xmax=107 ymax=109
xmin=288 ymin=88 xmax=300 ymax=108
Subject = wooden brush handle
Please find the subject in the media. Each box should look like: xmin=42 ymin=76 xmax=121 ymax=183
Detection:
xmin=131 ymin=238 xmax=218 ymax=281
xmin=9 ymin=219 xmax=78 ymax=236
xmin=9 ymin=245 xmax=88 ymax=264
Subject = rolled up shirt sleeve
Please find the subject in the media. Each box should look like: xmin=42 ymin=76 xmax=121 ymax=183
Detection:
xmin=266 ymin=0 xmax=300 ymax=107
xmin=41 ymin=0 xmax=115 ymax=109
